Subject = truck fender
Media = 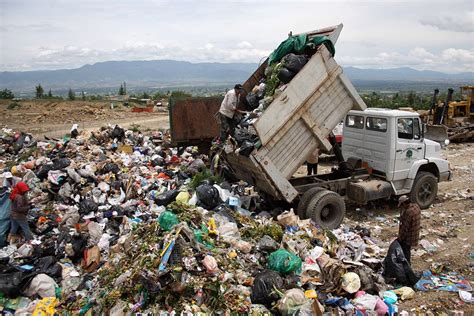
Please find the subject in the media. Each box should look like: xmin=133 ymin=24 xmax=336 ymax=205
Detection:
xmin=404 ymin=159 xmax=430 ymax=191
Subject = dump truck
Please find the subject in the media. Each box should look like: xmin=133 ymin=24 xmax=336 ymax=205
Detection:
xmin=222 ymin=24 xmax=451 ymax=228
xmin=169 ymin=24 xmax=452 ymax=229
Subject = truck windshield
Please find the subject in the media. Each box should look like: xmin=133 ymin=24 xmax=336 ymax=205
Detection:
xmin=366 ymin=117 xmax=387 ymax=132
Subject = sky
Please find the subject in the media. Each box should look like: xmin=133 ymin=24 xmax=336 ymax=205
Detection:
xmin=0 ymin=0 xmax=473 ymax=73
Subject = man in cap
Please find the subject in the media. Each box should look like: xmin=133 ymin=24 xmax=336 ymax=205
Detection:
xmin=217 ymin=84 xmax=245 ymax=142
xmin=397 ymin=195 xmax=421 ymax=263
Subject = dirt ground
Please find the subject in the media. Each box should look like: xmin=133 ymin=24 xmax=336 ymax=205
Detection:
xmin=0 ymin=100 xmax=170 ymax=139
xmin=1 ymin=100 xmax=473 ymax=313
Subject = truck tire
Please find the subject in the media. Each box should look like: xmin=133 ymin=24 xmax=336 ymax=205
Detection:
xmin=410 ymin=171 xmax=438 ymax=209
xmin=306 ymin=190 xmax=346 ymax=229
xmin=297 ymin=187 xmax=325 ymax=219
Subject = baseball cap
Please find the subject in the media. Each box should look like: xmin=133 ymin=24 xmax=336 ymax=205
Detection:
xmin=398 ymin=195 xmax=410 ymax=206
xmin=234 ymin=84 xmax=243 ymax=90
xmin=2 ymin=172 xmax=13 ymax=179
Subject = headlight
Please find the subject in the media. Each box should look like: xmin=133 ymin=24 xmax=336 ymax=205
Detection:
xmin=444 ymin=139 xmax=450 ymax=146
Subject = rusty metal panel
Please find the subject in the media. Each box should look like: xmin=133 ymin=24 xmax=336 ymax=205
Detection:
xmin=169 ymin=97 xmax=222 ymax=144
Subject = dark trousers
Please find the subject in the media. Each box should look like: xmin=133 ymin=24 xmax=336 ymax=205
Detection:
xmin=218 ymin=113 xmax=236 ymax=141
xmin=398 ymin=239 xmax=412 ymax=264
xmin=307 ymin=163 xmax=318 ymax=175
xmin=11 ymin=218 xmax=33 ymax=241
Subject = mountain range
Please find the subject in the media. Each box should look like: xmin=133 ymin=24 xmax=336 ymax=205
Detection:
xmin=0 ymin=60 xmax=472 ymax=94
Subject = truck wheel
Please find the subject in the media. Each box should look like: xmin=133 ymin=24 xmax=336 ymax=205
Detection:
xmin=307 ymin=190 xmax=345 ymax=229
xmin=297 ymin=187 xmax=325 ymax=219
xmin=410 ymin=171 xmax=438 ymax=209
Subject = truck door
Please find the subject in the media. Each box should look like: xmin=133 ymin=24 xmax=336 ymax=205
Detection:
xmin=393 ymin=117 xmax=424 ymax=180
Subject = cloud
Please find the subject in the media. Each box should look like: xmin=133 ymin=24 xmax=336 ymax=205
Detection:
xmin=8 ymin=41 xmax=271 ymax=70
xmin=420 ymin=12 xmax=474 ymax=33
xmin=237 ymin=41 xmax=253 ymax=49
xmin=339 ymin=47 xmax=474 ymax=73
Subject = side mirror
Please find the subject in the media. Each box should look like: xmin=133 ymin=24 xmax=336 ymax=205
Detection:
xmin=422 ymin=123 xmax=426 ymax=139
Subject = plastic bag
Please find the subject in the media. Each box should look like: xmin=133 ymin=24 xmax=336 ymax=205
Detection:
xmin=277 ymin=209 xmax=299 ymax=227
xmin=202 ymin=255 xmax=218 ymax=273
xmin=0 ymin=271 xmax=35 ymax=298
xmin=155 ymin=189 xmax=180 ymax=206
xmin=382 ymin=240 xmax=420 ymax=286
xmin=282 ymin=53 xmax=308 ymax=73
xmin=36 ymin=256 xmax=62 ymax=281
xmin=24 ymin=273 xmax=58 ymax=298
xmin=79 ymin=199 xmax=98 ymax=215
xmin=393 ymin=286 xmax=415 ymax=300
xmin=246 ymin=92 xmax=260 ymax=110
xmin=101 ymin=162 xmax=120 ymax=174
xmin=52 ymin=158 xmax=71 ymax=170
xmin=276 ymin=288 xmax=308 ymax=316
xmin=268 ymin=249 xmax=302 ymax=275
xmin=158 ymin=211 xmax=179 ymax=231
xmin=196 ymin=184 xmax=222 ymax=210
xmin=238 ymin=141 xmax=255 ymax=157
xmin=250 ymin=270 xmax=284 ymax=305
xmin=111 ymin=125 xmax=125 ymax=140
xmin=341 ymin=272 xmax=361 ymax=293
xmin=277 ymin=67 xmax=296 ymax=84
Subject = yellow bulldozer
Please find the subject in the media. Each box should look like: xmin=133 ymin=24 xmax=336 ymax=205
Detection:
xmin=424 ymin=86 xmax=474 ymax=143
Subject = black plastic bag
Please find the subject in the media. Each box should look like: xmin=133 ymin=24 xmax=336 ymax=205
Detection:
xmin=382 ymin=240 xmax=420 ymax=286
xmin=36 ymin=256 xmax=62 ymax=281
xmin=277 ymin=67 xmax=296 ymax=84
xmin=250 ymin=270 xmax=284 ymax=305
xmin=52 ymin=158 xmax=71 ymax=170
xmin=196 ymin=184 xmax=222 ymax=210
xmin=282 ymin=53 xmax=308 ymax=73
xmin=239 ymin=141 xmax=255 ymax=157
xmin=246 ymin=93 xmax=260 ymax=110
xmin=79 ymin=199 xmax=98 ymax=215
xmin=101 ymin=162 xmax=120 ymax=174
xmin=155 ymin=190 xmax=180 ymax=206
xmin=111 ymin=125 xmax=125 ymax=141
xmin=36 ymin=164 xmax=54 ymax=180
xmin=0 ymin=271 xmax=36 ymax=298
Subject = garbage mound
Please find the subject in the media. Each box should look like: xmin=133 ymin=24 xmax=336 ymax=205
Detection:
xmin=0 ymin=125 xmax=466 ymax=314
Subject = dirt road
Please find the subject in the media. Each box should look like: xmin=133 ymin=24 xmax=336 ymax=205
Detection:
xmin=0 ymin=100 xmax=170 ymax=139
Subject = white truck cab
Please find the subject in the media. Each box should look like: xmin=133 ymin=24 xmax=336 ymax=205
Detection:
xmin=342 ymin=108 xmax=452 ymax=208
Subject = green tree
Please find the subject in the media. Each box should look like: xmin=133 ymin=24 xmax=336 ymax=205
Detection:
xmin=142 ymin=92 xmax=150 ymax=99
xmin=170 ymin=90 xmax=191 ymax=98
xmin=47 ymin=89 xmax=53 ymax=98
xmin=119 ymin=84 xmax=125 ymax=96
xmin=407 ymin=91 xmax=416 ymax=107
xmin=81 ymin=91 xmax=86 ymax=101
xmin=68 ymin=88 xmax=75 ymax=101
xmin=0 ymin=88 xmax=14 ymax=99
xmin=35 ymin=84 xmax=44 ymax=98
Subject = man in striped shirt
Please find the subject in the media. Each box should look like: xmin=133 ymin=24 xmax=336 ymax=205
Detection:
xmin=397 ymin=195 xmax=421 ymax=264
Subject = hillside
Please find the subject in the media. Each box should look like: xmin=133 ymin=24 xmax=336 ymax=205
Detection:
xmin=1 ymin=60 xmax=472 ymax=94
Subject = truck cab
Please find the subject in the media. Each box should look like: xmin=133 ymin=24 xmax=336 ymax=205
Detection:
xmin=342 ymin=108 xmax=452 ymax=208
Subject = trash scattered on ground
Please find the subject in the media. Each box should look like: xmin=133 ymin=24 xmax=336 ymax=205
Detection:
xmin=0 ymin=125 xmax=472 ymax=314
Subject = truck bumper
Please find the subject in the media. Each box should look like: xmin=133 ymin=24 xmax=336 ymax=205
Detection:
xmin=440 ymin=170 xmax=452 ymax=182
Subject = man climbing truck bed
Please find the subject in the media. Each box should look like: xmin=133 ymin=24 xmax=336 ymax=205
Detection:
xmin=220 ymin=24 xmax=452 ymax=229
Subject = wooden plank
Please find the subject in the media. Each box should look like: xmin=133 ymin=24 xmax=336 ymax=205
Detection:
xmin=253 ymin=153 xmax=299 ymax=203
xmin=301 ymin=113 xmax=332 ymax=152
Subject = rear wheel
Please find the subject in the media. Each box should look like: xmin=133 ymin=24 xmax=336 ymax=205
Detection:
xmin=410 ymin=171 xmax=438 ymax=209
xmin=306 ymin=190 xmax=345 ymax=229
xmin=297 ymin=187 xmax=325 ymax=219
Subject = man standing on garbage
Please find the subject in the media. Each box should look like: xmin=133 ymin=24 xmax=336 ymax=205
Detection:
xmin=0 ymin=172 xmax=20 ymax=247
xmin=9 ymin=182 xmax=34 ymax=242
xmin=397 ymin=195 xmax=421 ymax=263
xmin=217 ymin=84 xmax=245 ymax=142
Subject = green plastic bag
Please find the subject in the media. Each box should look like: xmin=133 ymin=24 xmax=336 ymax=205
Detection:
xmin=158 ymin=211 xmax=179 ymax=231
xmin=267 ymin=249 xmax=302 ymax=275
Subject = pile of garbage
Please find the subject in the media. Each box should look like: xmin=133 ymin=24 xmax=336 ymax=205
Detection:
xmin=229 ymin=34 xmax=335 ymax=155
xmin=0 ymin=125 xmax=469 ymax=314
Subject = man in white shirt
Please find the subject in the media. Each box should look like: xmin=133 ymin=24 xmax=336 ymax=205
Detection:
xmin=218 ymin=84 xmax=245 ymax=141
